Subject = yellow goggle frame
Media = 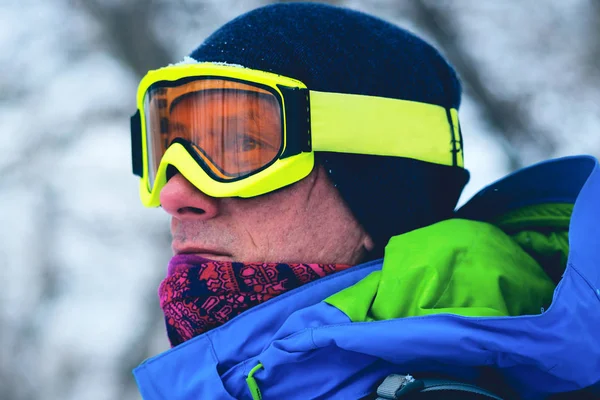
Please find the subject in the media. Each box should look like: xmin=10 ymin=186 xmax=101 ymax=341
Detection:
xmin=131 ymin=62 xmax=464 ymax=207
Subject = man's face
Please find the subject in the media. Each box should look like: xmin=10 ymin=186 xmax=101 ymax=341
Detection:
xmin=160 ymin=165 xmax=373 ymax=265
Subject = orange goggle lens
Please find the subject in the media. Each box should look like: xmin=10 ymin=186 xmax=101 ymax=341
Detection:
xmin=143 ymin=78 xmax=283 ymax=187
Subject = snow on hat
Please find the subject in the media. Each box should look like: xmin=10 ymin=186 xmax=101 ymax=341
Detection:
xmin=189 ymin=2 xmax=470 ymax=259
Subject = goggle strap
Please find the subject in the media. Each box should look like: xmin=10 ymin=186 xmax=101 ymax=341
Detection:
xmin=131 ymin=110 xmax=143 ymax=177
xmin=446 ymin=107 xmax=464 ymax=168
xmin=278 ymin=85 xmax=312 ymax=159
xmin=310 ymin=91 xmax=464 ymax=168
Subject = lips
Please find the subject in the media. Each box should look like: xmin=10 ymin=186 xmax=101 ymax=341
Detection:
xmin=172 ymin=244 xmax=231 ymax=257
xmin=168 ymin=245 xmax=233 ymax=276
xmin=176 ymin=248 xmax=230 ymax=257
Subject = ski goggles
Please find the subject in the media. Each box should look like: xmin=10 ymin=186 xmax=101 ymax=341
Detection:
xmin=131 ymin=62 xmax=464 ymax=207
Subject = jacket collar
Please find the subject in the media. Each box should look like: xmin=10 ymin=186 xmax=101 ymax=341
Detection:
xmin=135 ymin=155 xmax=600 ymax=399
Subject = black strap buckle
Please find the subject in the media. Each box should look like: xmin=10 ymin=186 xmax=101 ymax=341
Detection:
xmin=376 ymin=374 xmax=504 ymax=400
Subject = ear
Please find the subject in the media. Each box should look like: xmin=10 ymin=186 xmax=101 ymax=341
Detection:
xmin=363 ymin=233 xmax=375 ymax=252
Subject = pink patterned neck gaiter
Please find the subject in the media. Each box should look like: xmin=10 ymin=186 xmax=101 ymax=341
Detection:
xmin=158 ymin=254 xmax=351 ymax=347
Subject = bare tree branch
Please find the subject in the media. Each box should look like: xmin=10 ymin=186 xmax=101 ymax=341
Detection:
xmin=0 ymin=184 xmax=66 ymax=400
xmin=3 ymin=1 xmax=179 ymax=399
xmin=160 ymin=0 xmax=209 ymax=17
xmin=408 ymin=0 xmax=557 ymax=170
xmin=0 ymin=108 xmax=128 ymax=188
xmin=59 ymin=2 xmax=178 ymax=397
xmin=589 ymin=0 xmax=600 ymax=79
xmin=74 ymin=0 xmax=174 ymax=78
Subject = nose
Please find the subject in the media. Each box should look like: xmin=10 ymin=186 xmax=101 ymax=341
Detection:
xmin=159 ymin=173 xmax=219 ymax=220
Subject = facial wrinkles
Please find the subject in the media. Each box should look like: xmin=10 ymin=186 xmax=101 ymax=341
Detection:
xmin=303 ymin=167 xmax=320 ymax=211
xmin=307 ymin=169 xmax=367 ymax=264
xmin=244 ymin=226 xmax=259 ymax=250
xmin=289 ymin=170 xmax=341 ymax=263
xmin=165 ymin=164 xmax=371 ymax=264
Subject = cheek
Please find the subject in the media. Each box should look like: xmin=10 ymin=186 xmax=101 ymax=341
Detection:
xmin=253 ymin=199 xmax=309 ymax=237
xmin=236 ymin=193 xmax=315 ymax=253
xmin=226 ymin=169 xmax=362 ymax=263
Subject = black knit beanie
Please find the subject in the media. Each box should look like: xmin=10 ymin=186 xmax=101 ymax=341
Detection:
xmin=189 ymin=2 xmax=470 ymax=259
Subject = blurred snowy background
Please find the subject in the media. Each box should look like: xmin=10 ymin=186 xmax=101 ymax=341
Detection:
xmin=0 ymin=0 xmax=598 ymax=399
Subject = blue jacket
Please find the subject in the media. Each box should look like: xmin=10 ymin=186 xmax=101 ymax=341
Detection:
xmin=134 ymin=155 xmax=600 ymax=399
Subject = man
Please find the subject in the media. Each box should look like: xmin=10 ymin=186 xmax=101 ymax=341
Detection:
xmin=129 ymin=3 xmax=600 ymax=399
